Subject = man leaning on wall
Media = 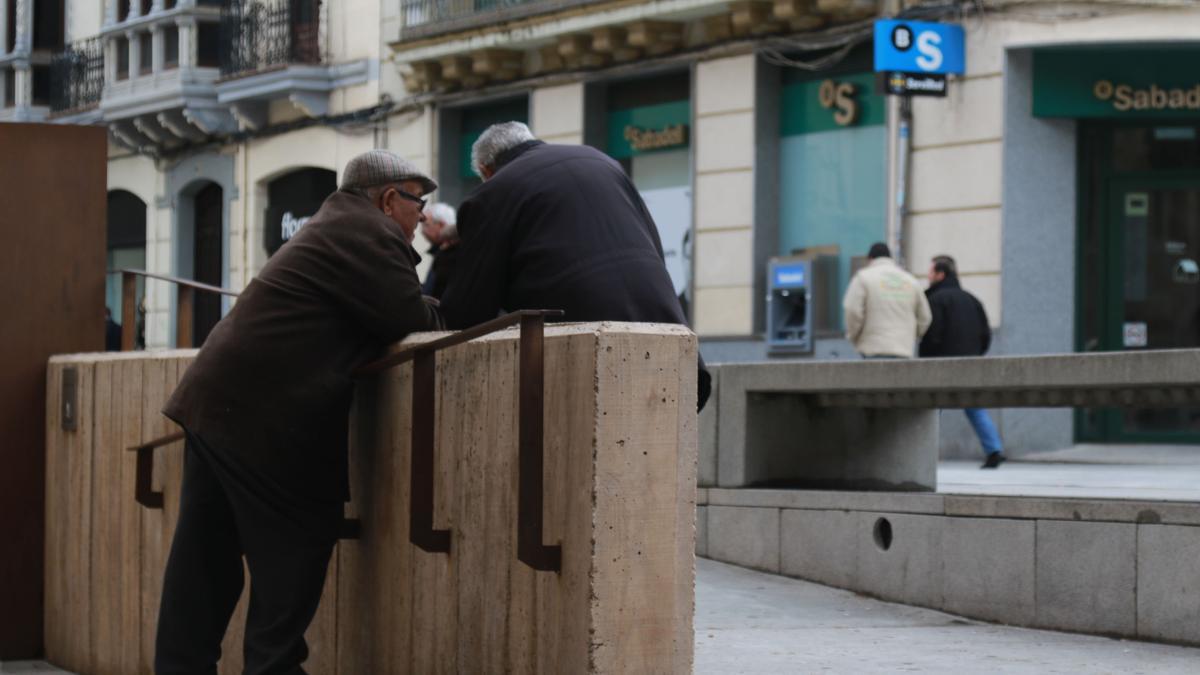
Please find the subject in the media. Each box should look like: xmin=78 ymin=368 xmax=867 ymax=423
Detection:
xmin=438 ymin=121 xmax=711 ymax=411
xmin=842 ymin=242 xmax=932 ymax=359
xmin=155 ymin=150 xmax=442 ymax=674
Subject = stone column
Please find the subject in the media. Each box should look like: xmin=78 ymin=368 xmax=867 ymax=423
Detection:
xmin=13 ymin=63 xmax=30 ymax=107
xmin=151 ymin=25 xmax=164 ymax=73
xmin=176 ymin=17 xmax=194 ymax=69
xmin=693 ymin=53 xmax=757 ymax=336
xmin=104 ymin=0 xmax=119 ymax=26
xmin=0 ymin=0 xmax=9 ymax=55
xmin=14 ymin=0 xmax=31 ymax=52
xmin=126 ymin=30 xmax=138 ymax=78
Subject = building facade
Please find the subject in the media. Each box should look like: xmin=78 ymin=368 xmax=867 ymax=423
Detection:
xmin=10 ymin=0 xmax=1200 ymax=453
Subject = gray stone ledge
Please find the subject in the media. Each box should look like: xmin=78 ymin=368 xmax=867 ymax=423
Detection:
xmin=706 ymin=488 xmax=946 ymax=514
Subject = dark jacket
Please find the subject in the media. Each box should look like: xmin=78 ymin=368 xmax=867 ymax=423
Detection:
xmin=421 ymin=241 xmax=461 ymax=300
xmin=163 ymin=190 xmax=441 ymax=506
xmin=918 ymin=274 xmax=991 ymax=357
xmin=440 ymin=141 xmax=711 ymax=409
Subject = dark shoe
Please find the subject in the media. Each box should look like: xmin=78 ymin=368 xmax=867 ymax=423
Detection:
xmin=981 ymin=453 xmax=1006 ymax=469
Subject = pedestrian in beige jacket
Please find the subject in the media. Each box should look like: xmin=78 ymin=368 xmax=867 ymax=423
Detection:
xmin=843 ymin=243 xmax=932 ymax=358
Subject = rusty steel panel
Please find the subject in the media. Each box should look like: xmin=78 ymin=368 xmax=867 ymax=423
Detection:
xmin=0 ymin=122 xmax=106 ymax=658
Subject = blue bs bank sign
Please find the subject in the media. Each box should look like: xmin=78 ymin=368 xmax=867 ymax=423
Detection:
xmin=874 ymin=19 xmax=965 ymax=97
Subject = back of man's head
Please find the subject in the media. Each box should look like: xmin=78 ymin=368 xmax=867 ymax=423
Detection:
xmin=867 ymin=242 xmax=891 ymax=260
xmin=472 ymin=121 xmax=537 ymax=178
xmin=932 ymin=254 xmax=957 ymax=277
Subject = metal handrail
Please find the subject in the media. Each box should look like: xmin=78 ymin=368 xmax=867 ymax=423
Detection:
xmin=116 ymin=268 xmax=239 ymax=351
xmin=357 ymin=309 xmax=566 ymax=573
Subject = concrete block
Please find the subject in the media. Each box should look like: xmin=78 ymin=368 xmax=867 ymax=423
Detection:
xmin=780 ymin=509 xmax=858 ymax=589
xmin=1137 ymin=524 xmax=1200 ymax=644
xmin=855 ymin=512 xmax=944 ymax=608
xmin=695 ymin=170 xmax=753 ymax=231
xmin=910 ymin=141 xmax=1002 ymax=213
xmin=698 ymin=366 xmax=719 ymax=487
xmin=695 ymin=112 xmax=754 ymax=173
xmin=694 ymin=228 xmax=754 ymax=287
xmin=941 ymin=517 xmax=1036 ymax=625
xmin=706 ymin=488 xmax=945 ymax=515
xmin=738 ymin=393 xmax=938 ymax=491
xmin=1035 ymin=521 xmax=1136 ymax=636
xmin=696 ymin=506 xmax=708 ymax=557
xmin=707 ymin=506 xmax=779 ymax=573
xmin=695 ymin=54 xmax=755 ymax=116
xmin=693 ymin=287 xmax=753 ymax=336
xmin=943 ymin=495 xmax=1200 ymax=526
xmin=696 ymin=488 xmax=709 ymax=505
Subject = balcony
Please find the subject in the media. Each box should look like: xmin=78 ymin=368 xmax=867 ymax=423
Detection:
xmin=48 ymin=37 xmax=104 ymax=122
xmin=399 ymin=0 xmax=604 ymax=41
xmin=215 ymin=0 xmax=368 ymax=129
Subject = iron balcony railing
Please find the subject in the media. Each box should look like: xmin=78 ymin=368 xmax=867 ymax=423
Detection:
xmin=219 ymin=0 xmax=325 ymax=79
xmin=49 ymin=37 xmax=104 ymax=113
xmin=400 ymin=0 xmax=604 ymax=40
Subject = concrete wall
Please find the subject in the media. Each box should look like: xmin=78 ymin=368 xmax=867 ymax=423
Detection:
xmin=699 ymin=488 xmax=1200 ymax=646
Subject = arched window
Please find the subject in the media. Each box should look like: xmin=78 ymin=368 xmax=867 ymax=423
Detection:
xmin=106 ymin=189 xmax=147 ymax=349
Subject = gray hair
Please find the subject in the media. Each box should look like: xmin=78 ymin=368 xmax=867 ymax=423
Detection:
xmin=471 ymin=121 xmax=536 ymax=178
xmin=424 ymin=202 xmax=458 ymax=239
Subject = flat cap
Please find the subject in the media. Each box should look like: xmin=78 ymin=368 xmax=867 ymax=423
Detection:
xmin=340 ymin=149 xmax=437 ymax=195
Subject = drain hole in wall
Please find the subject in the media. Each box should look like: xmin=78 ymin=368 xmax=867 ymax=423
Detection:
xmin=873 ymin=517 xmax=893 ymax=551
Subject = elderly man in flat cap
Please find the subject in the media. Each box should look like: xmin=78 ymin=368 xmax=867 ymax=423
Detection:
xmin=155 ymin=150 xmax=441 ymax=674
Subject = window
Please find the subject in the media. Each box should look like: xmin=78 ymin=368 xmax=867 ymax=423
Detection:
xmin=5 ymin=0 xmax=15 ymax=53
xmin=32 ymin=65 xmax=51 ymax=105
xmin=3 ymin=69 xmax=14 ymax=107
xmin=32 ymin=0 xmax=65 ymax=51
xmin=164 ymin=26 xmax=179 ymax=69
xmin=118 ymin=0 xmax=131 ymax=22
xmin=140 ymin=0 xmax=152 ymax=15
xmin=197 ymin=22 xmax=220 ymax=68
xmin=116 ymin=37 xmax=129 ymax=80
xmin=139 ymin=32 xmax=152 ymax=75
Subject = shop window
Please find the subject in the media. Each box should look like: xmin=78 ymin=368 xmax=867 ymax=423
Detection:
xmin=164 ymin=26 xmax=179 ymax=69
xmin=197 ymin=22 xmax=221 ymax=68
xmin=600 ymin=71 xmax=693 ymax=316
xmin=437 ymin=96 xmax=529 ymax=206
xmin=777 ymin=46 xmax=886 ymax=331
xmin=106 ymin=190 xmax=148 ymax=348
xmin=263 ymin=168 xmax=337 ymax=258
xmin=31 ymin=65 xmax=50 ymax=105
xmin=139 ymin=32 xmax=153 ymax=75
xmin=116 ymin=37 xmax=130 ymax=80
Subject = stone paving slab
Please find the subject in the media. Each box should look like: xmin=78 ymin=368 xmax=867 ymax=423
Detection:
xmin=696 ymin=558 xmax=1200 ymax=674
xmin=938 ymin=459 xmax=1200 ymax=502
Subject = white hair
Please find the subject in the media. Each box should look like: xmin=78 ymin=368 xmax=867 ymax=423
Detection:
xmin=424 ymin=202 xmax=458 ymax=239
xmin=471 ymin=121 xmax=536 ymax=178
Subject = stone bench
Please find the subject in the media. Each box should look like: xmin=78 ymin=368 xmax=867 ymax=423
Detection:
xmin=701 ymin=349 xmax=1200 ymax=491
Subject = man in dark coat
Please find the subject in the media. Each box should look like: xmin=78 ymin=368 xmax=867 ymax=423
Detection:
xmin=919 ymin=255 xmax=1005 ymax=468
xmin=156 ymin=150 xmax=442 ymax=674
xmin=439 ymin=121 xmax=711 ymax=411
xmin=420 ymin=201 xmax=461 ymax=299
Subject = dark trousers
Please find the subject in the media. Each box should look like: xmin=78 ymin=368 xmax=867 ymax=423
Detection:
xmin=155 ymin=432 xmax=336 ymax=675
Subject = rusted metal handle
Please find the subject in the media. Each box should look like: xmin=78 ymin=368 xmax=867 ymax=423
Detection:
xmin=129 ymin=431 xmax=186 ymax=509
xmin=409 ymin=349 xmax=451 ymax=553
xmin=517 ymin=314 xmax=561 ymax=573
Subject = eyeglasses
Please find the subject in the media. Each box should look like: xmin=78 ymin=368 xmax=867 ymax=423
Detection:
xmin=392 ymin=188 xmax=426 ymax=210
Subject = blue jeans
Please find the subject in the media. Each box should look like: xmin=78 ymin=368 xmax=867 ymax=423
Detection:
xmin=964 ymin=408 xmax=1002 ymax=455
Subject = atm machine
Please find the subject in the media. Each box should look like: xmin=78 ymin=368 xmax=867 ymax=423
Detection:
xmin=767 ymin=257 xmax=814 ymax=354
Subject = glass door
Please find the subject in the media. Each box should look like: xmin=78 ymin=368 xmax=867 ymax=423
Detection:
xmin=1099 ymin=177 xmax=1200 ymax=440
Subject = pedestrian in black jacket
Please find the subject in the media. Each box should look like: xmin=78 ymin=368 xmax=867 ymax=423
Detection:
xmin=919 ymin=255 xmax=1006 ymax=468
xmin=439 ymin=121 xmax=711 ymax=411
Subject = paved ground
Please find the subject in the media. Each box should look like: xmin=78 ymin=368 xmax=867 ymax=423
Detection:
xmin=937 ymin=444 xmax=1200 ymax=501
xmin=695 ymin=558 xmax=1200 ymax=674
xmin=9 ymin=558 xmax=1199 ymax=674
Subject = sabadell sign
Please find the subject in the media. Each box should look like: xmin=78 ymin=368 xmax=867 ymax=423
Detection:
xmin=1032 ymin=47 xmax=1200 ymax=118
